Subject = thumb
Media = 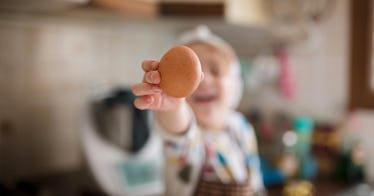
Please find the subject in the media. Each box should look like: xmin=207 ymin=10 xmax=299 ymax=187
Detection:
xmin=200 ymin=72 xmax=205 ymax=82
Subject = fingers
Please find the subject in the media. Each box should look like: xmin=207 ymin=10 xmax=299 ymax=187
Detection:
xmin=200 ymin=72 xmax=205 ymax=82
xmin=143 ymin=70 xmax=161 ymax=84
xmin=142 ymin=60 xmax=159 ymax=72
xmin=133 ymin=60 xmax=162 ymax=110
xmin=132 ymin=83 xmax=161 ymax=96
xmin=132 ymin=82 xmax=161 ymax=110
xmin=133 ymin=60 xmax=161 ymax=110
xmin=141 ymin=60 xmax=161 ymax=84
xmin=134 ymin=95 xmax=153 ymax=110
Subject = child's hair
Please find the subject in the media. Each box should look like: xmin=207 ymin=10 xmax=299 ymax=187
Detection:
xmin=177 ymin=25 xmax=243 ymax=109
xmin=185 ymin=41 xmax=234 ymax=74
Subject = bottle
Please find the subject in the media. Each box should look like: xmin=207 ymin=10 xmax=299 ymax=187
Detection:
xmin=293 ymin=116 xmax=317 ymax=179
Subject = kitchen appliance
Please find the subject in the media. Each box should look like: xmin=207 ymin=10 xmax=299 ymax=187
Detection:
xmin=81 ymin=88 xmax=164 ymax=195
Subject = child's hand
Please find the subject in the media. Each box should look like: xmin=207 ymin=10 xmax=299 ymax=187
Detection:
xmin=132 ymin=60 xmax=185 ymax=111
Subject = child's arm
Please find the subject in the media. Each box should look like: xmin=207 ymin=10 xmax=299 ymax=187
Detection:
xmin=132 ymin=59 xmax=200 ymax=135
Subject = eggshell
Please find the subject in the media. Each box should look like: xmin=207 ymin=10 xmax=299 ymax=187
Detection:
xmin=158 ymin=45 xmax=202 ymax=98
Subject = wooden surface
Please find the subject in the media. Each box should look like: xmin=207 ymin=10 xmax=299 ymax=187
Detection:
xmin=89 ymin=0 xmax=224 ymax=17
xmin=159 ymin=2 xmax=223 ymax=16
xmin=349 ymin=0 xmax=374 ymax=109
xmin=267 ymin=178 xmax=348 ymax=195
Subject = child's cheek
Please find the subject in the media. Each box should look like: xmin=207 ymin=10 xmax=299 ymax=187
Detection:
xmin=217 ymin=77 xmax=229 ymax=97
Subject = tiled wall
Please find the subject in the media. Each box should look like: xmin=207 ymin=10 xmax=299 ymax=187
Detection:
xmin=0 ymin=15 xmax=177 ymax=182
xmin=287 ymin=0 xmax=349 ymax=122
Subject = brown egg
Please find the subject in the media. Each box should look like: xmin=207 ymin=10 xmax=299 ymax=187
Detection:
xmin=158 ymin=45 xmax=202 ymax=98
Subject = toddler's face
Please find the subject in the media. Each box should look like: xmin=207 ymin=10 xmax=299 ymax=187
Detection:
xmin=186 ymin=42 xmax=236 ymax=131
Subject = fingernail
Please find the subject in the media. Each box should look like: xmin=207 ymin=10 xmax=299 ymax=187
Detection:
xmin=149 ymin=72 xmax=159 ymax=83
xmin=146 ymin=96 xmax=153 ymax=103
xmin=150 ymin=71 xmax=156 ymax=81
xmin=152 ymin=85 xmax=161 ymax=92
xmin=150 ymin=61 xmax=158 ymax=70
xmin=147 ymin=72 xmax=153 ymax=82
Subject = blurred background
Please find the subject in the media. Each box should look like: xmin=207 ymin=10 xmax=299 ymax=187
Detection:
xmin=1 ymin=0 xmax=374 ymax=195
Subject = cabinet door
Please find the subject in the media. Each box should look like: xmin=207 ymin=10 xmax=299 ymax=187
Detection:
xmin=349 ymin=0 xmax=374 ymax=109
xmin=159 ymin=0 xmax=224 ymax=16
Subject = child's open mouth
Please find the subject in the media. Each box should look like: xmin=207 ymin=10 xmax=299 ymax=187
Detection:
xmin=194 ymin=94 xmax=218 ymax=104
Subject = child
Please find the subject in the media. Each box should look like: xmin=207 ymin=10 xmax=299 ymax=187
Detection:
xmin=132 ymin=26 xmax=265 ymax=196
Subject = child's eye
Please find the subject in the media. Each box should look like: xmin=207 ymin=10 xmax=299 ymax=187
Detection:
xmin=209 ymin=62 xmax=224 ymax=77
